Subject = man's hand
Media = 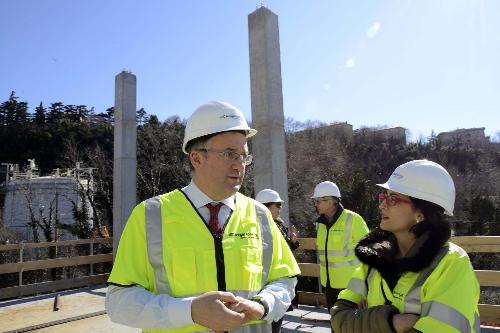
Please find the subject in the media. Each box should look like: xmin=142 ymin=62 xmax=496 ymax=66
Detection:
xmin=191 ymin=291 xmax=245 ymax=332
xmin=290 ymin=225 xmax=298 ymax=242
xmin=227 ymin=297 xmax=265 ymax=322
xmin=392 ymin=314 xmax=419 ymax=333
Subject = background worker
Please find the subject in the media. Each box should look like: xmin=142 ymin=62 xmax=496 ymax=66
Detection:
xmin=331 ymin=160 xmax=480 ymax=333
xmin=312 ymin=181 xmax=369 ymax=314
xmin=255 ymin=188 xmax=300 ymax=333
xmin=106 ymin=101 xmax=300 ymax=333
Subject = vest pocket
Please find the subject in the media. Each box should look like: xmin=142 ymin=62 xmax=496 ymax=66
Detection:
xmin=241 ymin=247 xmax=263 ymax=291
xmin=171 ymin=248 xmax=197 ymax=295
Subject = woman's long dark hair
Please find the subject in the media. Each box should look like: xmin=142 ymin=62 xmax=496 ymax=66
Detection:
xmin=409 ymin=197 xmax=451 ymax=240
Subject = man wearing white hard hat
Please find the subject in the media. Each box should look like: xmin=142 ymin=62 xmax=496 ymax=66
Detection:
xmin=311 ymin=181 xmax=369 ymax=318
xmin=332 ymin=160 xmax=480 ymax=333
xmin=106 ymin=101 xmax=300 ymax=333
xmin=255 ymin=189 xmax=300 ymax=333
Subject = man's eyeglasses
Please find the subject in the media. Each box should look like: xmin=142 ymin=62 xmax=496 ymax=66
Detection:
xmin=377 ymin=192 xmax=412 ymax=206
xmin=200 ymin=148 xmax=253 ymax=166
xmin=273 ymin=202 xmax=282 ymax=208
xmin=312 ymin=198 xmax=333 ymax=205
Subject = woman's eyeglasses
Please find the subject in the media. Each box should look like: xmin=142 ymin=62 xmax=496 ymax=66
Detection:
xmin=377 ymin=192 xmax=413 ymax=206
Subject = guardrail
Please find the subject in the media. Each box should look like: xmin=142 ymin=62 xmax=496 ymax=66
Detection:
xmin=296 ymin=236 xmax=500 ymax=323
xmin=1 ymin=236 xmax=499 ymax=323
xmin=0 ymin=238 xmax=112 ymax=300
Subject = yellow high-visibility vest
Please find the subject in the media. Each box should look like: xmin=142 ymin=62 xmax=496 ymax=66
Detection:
xmin=339 ymin=242 xmax=480 ymax=332
xmin=109 ymin=190 xmax=300 ymax=333
xmin=316 ymin=209 xmax=369 ymax=288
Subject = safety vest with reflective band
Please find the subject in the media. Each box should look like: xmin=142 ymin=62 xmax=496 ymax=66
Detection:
xmin=316 ymin=210 xmax=369 ymax=288
xmin=338 ymin=242 xmax=480 ymax=333
xmin=109 ymin=189 xmax=300 ymax=333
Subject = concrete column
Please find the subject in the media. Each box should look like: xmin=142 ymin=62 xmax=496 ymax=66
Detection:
xmin=113 ymin=71 xmax=137 ymax=259
xmin=248 ymin=7 xmax=290 ymax=224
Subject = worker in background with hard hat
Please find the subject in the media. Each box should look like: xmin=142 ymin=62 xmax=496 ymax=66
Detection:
xmin=331 ymin=160 xmax=480 ymax=333
xmin=106 ymin=101 xmax=300 ymax=333
xmin=312 ymin=181 xmax=369 ymax=318
xmin=255 ymin=188 xmax=300 ymax=333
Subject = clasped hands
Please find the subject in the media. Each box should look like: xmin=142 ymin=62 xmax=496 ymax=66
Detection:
xmin=191 ymin=291 xmax=266 ymax=332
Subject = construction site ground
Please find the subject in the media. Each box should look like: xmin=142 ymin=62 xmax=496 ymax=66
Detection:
xmin=0 ymin=285 xmax=331 ymax=333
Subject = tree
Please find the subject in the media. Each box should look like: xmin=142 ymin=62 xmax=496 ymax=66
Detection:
xmin=47 ymin=102 xmax=64 ymax=123
xmin=33 ymin=102 xmax=46 ymax=124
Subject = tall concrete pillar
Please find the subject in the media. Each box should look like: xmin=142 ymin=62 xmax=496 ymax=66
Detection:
xmin=113 ymin=71 xmax=137 ymax=259
xmin=248 ymin=7 xmax=290 ymax=224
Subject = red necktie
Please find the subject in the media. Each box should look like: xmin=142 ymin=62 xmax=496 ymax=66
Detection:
xmin=205 ymin=203 xmax=224 ymax=236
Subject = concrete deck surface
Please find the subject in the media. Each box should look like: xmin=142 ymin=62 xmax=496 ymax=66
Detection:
xmin=0 ymin=286 xmax=331 ymax=333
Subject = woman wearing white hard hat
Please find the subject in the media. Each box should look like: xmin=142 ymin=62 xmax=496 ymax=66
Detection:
xmin=331 ymin=160 xmax=480 ymax=333
xmin=255 ymin=189 xmax=299 ymax=333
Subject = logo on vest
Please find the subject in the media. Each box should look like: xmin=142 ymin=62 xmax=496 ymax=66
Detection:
xmin=392 ymin=290 xmax=404 ymax=301
xmin=228 ymin=232 xmax=259 ymax=239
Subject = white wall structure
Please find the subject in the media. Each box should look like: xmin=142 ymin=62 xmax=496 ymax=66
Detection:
xmin=2 ymin=177 xmax=91 ymax=241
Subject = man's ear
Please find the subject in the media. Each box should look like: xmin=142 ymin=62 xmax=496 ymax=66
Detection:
xmin=190 ymin=151 xmax=202 ymax=169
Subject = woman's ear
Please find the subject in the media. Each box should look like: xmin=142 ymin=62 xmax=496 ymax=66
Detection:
xmin=415 ymin=209 xmax=425 ymax=223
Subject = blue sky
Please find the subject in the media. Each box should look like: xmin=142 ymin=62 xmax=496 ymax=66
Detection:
xmin=1 ymin=0 xmax=499 ymax=141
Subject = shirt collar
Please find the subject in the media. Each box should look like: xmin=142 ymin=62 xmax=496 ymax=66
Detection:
xmin=181 ymin=180 xmax=236 ymax=211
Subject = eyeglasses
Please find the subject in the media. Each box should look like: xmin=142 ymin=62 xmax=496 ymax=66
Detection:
xmin=377 ymin=192 xmax=413 ymax=206
xmin=274 ymin=203 xmax=282 ymax=208
xmin=313 ymin=198 xmax=333 ymax=205
xmin=200 ymin=148 xmax=253 ymax=166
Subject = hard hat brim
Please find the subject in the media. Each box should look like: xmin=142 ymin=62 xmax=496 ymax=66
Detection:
xmin=182 ymin=128 xmax=257 ymax=154
xmin=376 ymin=182 xmax=454 ymax=216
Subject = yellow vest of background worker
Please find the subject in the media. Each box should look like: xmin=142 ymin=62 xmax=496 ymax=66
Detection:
xmin=316 ymin=209 xmax=369 ymax=289
xmin=108 ymin=190 xmax=301 ymax=333
xmin=339 ymin=242 xmax=480 ymax=332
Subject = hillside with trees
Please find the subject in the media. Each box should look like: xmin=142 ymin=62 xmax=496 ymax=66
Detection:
xmin=1 ymin=91 xmax=499 ymax=242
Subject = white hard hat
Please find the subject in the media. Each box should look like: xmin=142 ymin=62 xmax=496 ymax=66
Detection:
xmin=255 ymin=189 xmax=284 ymax=204
xmin=182 ymin=101 xmax=257 ymax=154
xmin=311 ymin=181 xmax=341 ymax=199
xmin=377 ymin=160 xmax=455 ymax=216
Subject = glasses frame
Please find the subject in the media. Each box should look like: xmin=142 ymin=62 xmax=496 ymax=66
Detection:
xmin=312 ymin=197 xmax=334 ymax=205
xmin=378 ymin=192 xmax=413 ymax=206
xmin=199 ymin=148 xmax=253 ymax=166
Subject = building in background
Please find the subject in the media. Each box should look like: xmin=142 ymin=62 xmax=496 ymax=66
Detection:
xmin=1 ymin=160 xmax=94 ymax=242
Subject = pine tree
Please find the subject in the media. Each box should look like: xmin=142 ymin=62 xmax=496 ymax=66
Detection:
xmin=33 ymin=102 xmax=46 ymax=124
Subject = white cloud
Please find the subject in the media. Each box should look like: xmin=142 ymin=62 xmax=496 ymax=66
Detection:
xmin=367 ymin=22 xmax=381 ymax=38
xmin=345 ymin=57 xmax=356 ymax=68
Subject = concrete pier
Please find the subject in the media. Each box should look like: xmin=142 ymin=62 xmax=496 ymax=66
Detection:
xmin=113 ymin=71 xmax=137 ymax=259
xmin=248 ymin=7 xmax=290 ymax=223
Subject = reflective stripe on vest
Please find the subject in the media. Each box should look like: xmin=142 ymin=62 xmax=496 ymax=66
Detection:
xmin=320 ymin=259 xmax=360 ymax=268
xmin=421 ymin=301 xmax=472 ymax=332
xmin=254 ymin=203 xmax=273 ymax=290
xmin=404 ymin=244 xmax=478 ymax=332
xmin=317 ymin=249 xmax=355 ymax=256
xmin=145 ymin=196 xmax=172 ymax=295
xmin=144 ymin=195 xmax=272 ymax=332
xmin=404 ymin=245 xmax=449 ymax=314
xmin=346 ymin=267 xmax=376 ymax=297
